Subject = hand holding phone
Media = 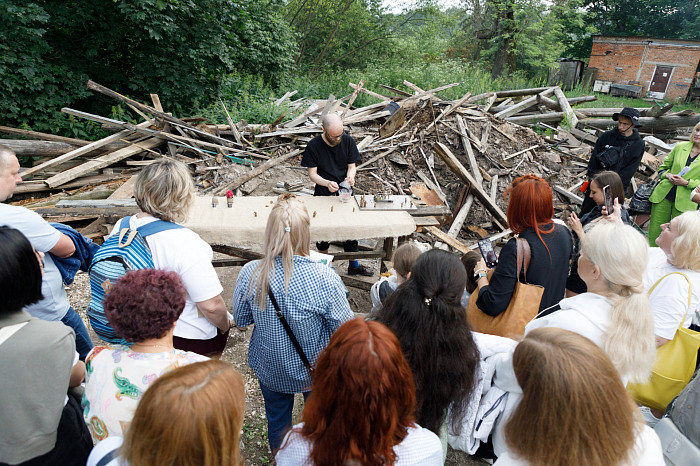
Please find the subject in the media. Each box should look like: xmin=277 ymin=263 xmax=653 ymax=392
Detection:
xmin=602 ymin=184 xmax=614 ymax=216
xmin=478 ymin=239 xmax=498 ymax=268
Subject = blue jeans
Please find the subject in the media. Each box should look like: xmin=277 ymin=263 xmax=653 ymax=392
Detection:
xmin=61 ymin=307 xmax=94 ymax=361
xmin=259 ymin=381 xmax=309 ymax=452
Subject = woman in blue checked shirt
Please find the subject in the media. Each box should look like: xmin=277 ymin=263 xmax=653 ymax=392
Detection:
xmin=232 ymin=194 xmax=353 ymax=452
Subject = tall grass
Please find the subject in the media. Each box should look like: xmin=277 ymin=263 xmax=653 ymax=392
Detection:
xmin=197 ymin=61 xmax=700 ymax=125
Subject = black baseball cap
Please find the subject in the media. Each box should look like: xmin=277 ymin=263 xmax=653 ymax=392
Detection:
xmin=613 ymin=107 xmax=641 ymax=127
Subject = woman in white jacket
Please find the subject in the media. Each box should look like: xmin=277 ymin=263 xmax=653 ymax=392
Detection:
xmin=525 ymin=221 xmax=656 ymax=385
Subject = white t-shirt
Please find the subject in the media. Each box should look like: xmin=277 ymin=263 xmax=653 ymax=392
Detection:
xmin=276 ymin=423 xmax=443 ymax=465
xmin=109 ymin=216 xmax=226 ymax=339
xmin=86 ymin=436 xmax=124 ymax=466
xmin=644 ymin=248 xmax=700 ymax=340
xmin=493 ymin=424 xmax=664 ymax=465
xmin=0 ymin=203 xmax=69 ymax=320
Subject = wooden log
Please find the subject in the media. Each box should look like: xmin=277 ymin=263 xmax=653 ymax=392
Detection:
xmin=44 ymin=138 xmax=162 ymax=188
xmin=2 ymin=140 xmax=81 ymax=157
xmin=349 ymin=82 xmax=390 ymax=102
xmin=552 ymin=185 xmax=583 ymax=204
xmin=575 ymin=107 xmax=649 ymax=117
xmin=20 ymin=121 xmax=151 ymax=178
xmin=506 ymin=112 xmax=566 ymax=125
xmin=456 ymin=116 xmax=483 ymax=184
xmin=425 ymin=92 xmax=471 ymax=131
xmin=583 ymin=114 xmax=700 ymax=132
xmin=0 ymin=126 xmax=90 ymax=146
xmin=215 ymin=149 xmax=301 ymax=195
xmin=536 ymin=95 xmax=596 ymax=111
xmin=341 ymin=79 xmax=365 ymax=119
xmin=14 ymin=173 xmax=129 ymax=194
xmin=495 ymin=87 xmax=552 ymax=98
xmin=447 ymin=194 xmax=474 ymax=238
xmin=433 ymin=142 xmax=508 ymax=226
xmin=34 ymin=206 xmax=138 ymax=220
xmin=425 ymin=226 xmax=471 ymax=254
xmin=494 ymin=87 xmax=554 ymax=119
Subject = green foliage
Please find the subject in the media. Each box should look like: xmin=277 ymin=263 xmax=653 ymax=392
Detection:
xmin=285 ymin=0 xmax=394 ymax=74
xmin=584 ymin=0 xmax=700 ymax=41
xmin=1 ymin=0 xmax=296 ymax=136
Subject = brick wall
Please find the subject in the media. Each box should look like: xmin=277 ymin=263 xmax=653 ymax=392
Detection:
xmin=588 ymin=37 xmax=700 ymax=101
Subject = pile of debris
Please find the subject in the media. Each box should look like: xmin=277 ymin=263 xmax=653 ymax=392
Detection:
xmin=3 ymin=79 xmax=696 ymax=253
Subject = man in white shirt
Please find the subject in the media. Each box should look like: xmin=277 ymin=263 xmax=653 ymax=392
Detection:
xmin=0 ymin=145 xmax=93 ymax=359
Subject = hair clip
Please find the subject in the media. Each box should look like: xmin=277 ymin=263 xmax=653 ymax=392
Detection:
xmin=423 ymin=297 xmax=432 ymax=306
xmin=284 ymin=227 xmax=291 ymax=232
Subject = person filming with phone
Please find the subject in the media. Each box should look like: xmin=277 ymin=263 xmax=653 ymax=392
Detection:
xmin=473 ymin=175 xmax=572 ymax=317
xmin=566 ymin=171 xmax=632 ymax=296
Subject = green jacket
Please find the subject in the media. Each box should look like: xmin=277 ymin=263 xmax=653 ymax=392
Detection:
xmin=650 ymin=141 xmax=700 ymax=212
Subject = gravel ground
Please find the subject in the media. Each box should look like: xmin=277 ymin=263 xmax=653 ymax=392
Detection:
xmin=68 ymin=260 xmax=486 ymax=465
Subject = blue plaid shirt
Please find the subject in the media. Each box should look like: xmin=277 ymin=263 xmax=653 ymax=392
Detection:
xmin=233 ymin=256 xmax=352 ymax=393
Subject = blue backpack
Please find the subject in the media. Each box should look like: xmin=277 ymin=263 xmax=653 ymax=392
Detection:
xmin=87 ymin=216 xmax=184 ymax=344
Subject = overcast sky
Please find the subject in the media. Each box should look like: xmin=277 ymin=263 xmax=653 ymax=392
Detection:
xmin=382 ymin=0 xmax=462 ymax=14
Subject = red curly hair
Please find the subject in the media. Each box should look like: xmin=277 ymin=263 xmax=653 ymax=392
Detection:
xmin=299 ymin=318 xmax=416 ymax=466
xmin=104 ymin=269 xmax=186 ymax=342
xmin=505 ymin=174 xmax=555 ymax=252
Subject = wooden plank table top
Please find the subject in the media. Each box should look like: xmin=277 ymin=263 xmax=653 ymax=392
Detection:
xmin=184 ymin=195 xmax=417 ymax=250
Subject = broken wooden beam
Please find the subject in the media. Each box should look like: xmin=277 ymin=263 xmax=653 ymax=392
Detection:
xmin=44 ymin=138 xmax=163 ymax=188
xmin=433 ymin=142 xmax=508 ymax=227
xmin=215 ymin=149 xmax=301 ymax=195
xmin=425 ymin=226 xmax=471 ymax=254
xmin=0 ymin=126 xmax=91 ymax=146
xmin=494 ymin=87 xmax=554 ymax=119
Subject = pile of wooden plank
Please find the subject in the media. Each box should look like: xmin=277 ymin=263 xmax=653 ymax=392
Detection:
xmin=3 ymin=79 xmax=694 ymax=253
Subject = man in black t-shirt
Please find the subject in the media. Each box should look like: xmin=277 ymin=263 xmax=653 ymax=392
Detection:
xmin=301 ymin=114 xmax=372 ymax=276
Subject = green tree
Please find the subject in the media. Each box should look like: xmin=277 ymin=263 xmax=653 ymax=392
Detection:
xmin=1 ymin=0 xmax=297 ymax=134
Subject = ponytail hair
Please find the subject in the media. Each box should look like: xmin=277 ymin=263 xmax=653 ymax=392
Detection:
xmin=250 ymin=194 xmax=310 ymax=308
xmin=582 ymin=222 xmax=656 ymax=383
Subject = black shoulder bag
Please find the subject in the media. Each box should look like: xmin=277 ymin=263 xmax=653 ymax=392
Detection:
xmin=267 ymin=288 xmax=313 ymax=374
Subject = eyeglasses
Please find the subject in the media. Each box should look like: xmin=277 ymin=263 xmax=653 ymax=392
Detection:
xmin=324 ymin=129 xmax=343 ymax=141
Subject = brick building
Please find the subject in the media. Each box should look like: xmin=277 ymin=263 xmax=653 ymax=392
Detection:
xmin=588 ymin=35 xmax=700 ymax=101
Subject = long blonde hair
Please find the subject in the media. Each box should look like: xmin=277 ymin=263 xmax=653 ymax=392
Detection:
xmin=582 ymin=222 xmax=656 ymax=384
xmin=251 ymin=194 xmax=310 ymax=308
xmin=121 ymin=360 xmax=245 ymax=466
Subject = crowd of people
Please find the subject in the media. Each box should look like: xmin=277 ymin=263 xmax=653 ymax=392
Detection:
xmin=1 ymin=108 xmax=699 ymax=466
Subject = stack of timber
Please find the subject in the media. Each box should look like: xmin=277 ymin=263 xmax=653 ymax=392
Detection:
xmin=3 ymin=79 xmax=691 ymax=252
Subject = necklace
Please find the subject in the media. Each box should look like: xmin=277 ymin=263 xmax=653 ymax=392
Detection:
xmin=131 ymin=343 xmax=174 ymax=351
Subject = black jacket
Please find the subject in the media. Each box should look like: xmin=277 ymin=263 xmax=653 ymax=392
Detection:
xmin=476 ymin=223 xmax=573 ymax=316
xmin=588 ymin=127 xmax=645 ymax=189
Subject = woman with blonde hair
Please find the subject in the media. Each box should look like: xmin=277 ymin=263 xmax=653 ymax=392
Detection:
xmin=648 ymin=122 xmax=700 ymax=246
xmin=526 ymin=221 xmax=656 ymax=385
xmin=233 ymin=193 xmax=353 ymax=452
xmin=86 ymin=360 xmax=246 ymax=466
xmin=276 ymin=318 xmax=443 ymax=465
xmin=497 ymin=327 xmax=663 ymax=466
xmin=93 ymin=158 xmax=230 ymax=356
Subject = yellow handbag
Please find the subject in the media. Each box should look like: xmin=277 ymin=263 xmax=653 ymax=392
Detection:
xmin=467 ymin=238 xmax=543 ymax=339
xmin=627 ymin=272 xmax=700 ymax=411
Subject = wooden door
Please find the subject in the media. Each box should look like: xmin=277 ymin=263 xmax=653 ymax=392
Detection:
xmin=650 ymin=66 xmax=673 ymax=93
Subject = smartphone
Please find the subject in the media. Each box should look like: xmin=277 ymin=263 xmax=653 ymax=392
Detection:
xmin=602 ymin=184 xmax=614 ymax=214
xmin=478 ymin=239 xmax=498 ymax=268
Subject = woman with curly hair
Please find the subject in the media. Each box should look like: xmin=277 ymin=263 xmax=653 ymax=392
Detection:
xmin=497 ymin=327 xmax=663 ymax=466
xmin=82 ymin=269 xmax=208 ymax=443
xmin=87 ymin=360 xmax=246 ymax=466
xmin=276 ymin=318 xmax=443 ymax=465
xmin=474 ymin=174 xmax=572 ymax=315
xmin=376 ymin=248 xmax=480 ymax=456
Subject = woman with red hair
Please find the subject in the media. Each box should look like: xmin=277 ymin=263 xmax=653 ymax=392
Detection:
xmin=275 ymin=318 xmax=443 ymax=465
xmin=475 ymin=175 xmax=572 ymax=316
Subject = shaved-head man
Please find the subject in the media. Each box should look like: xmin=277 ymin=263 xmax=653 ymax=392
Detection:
xmin=300 ymin=114 xmax=373 ymax=276
xmin=0 ymin=145 xmax=94 ymax=358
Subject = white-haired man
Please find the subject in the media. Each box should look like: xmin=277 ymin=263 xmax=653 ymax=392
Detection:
xmin=0 ymin=145 xmax=93 ymax=358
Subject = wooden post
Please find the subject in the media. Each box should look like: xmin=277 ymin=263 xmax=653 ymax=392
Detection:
xmin=553 ymin=86 xmax=578 ymax=129
xmin=433 ymin=142 xmax=508 ymax=227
